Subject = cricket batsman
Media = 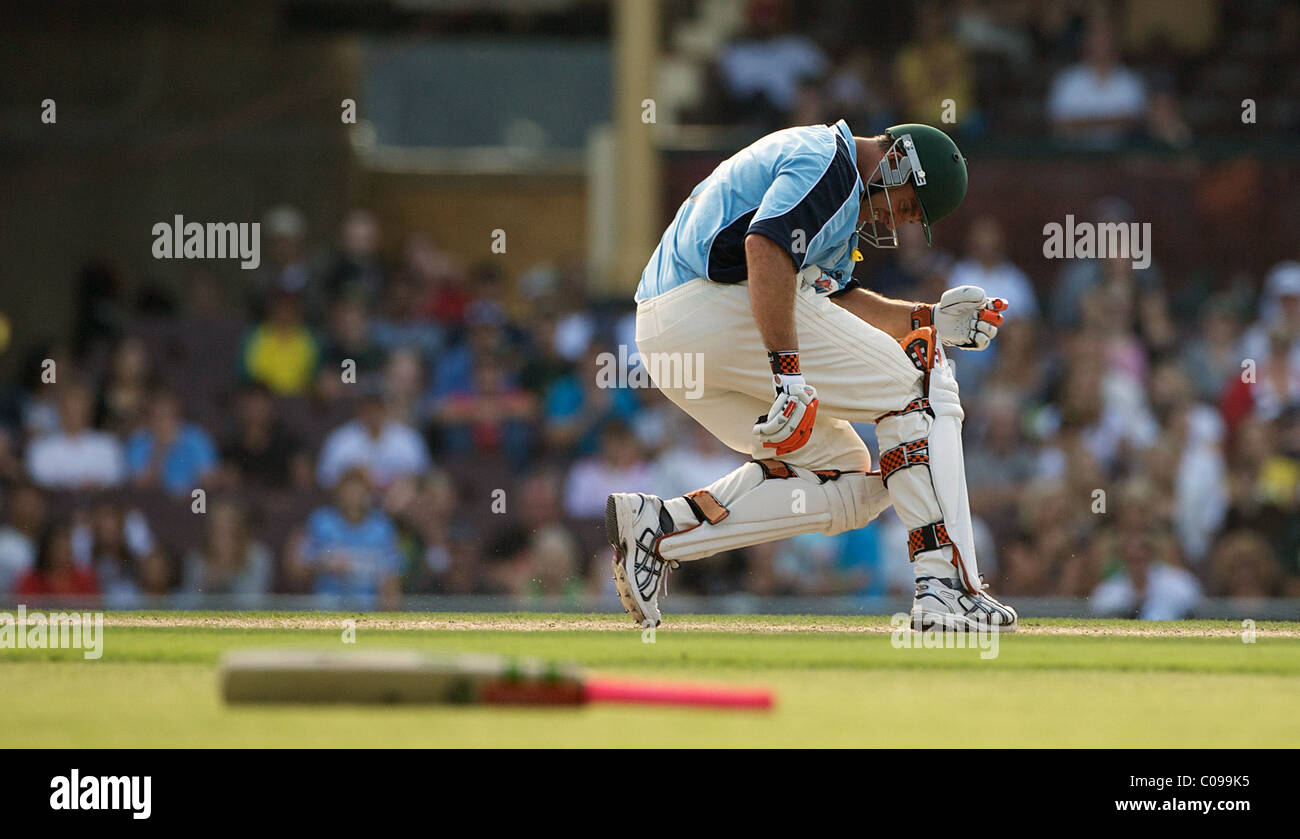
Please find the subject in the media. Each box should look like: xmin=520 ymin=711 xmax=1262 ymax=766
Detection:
xmin=607 ymin=121 xmax=1019 ymax=632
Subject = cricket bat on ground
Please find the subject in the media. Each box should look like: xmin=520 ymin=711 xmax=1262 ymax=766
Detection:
xmin=220 ymin=650 xmax=773 ymax=710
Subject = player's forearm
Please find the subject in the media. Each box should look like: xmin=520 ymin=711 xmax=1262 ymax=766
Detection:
xmin=829 ymin=287 xmax=918 ymax=341
xmin=745 ymin=233 xmax=799 ymax=352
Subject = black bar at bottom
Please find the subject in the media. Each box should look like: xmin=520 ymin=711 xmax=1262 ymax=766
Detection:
xmin=4 ymin=749 xmax=1283 ymax=826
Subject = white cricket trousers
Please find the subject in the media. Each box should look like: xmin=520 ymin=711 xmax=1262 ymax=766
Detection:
xmin=635 ymin=278 xmax=925 ymax=471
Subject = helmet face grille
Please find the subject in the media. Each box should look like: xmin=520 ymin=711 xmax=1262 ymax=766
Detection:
xmin=876 ymin=134 xmax=926 ymax=188
xmin=856 ymin=180 xmax=900 ymax=249
xmin=858 ymin=133 xmax=931 ymax=249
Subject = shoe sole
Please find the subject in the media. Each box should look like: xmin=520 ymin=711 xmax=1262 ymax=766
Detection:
xmin=606 ymin=494 xmax=651 ymax=627
xmin=911 ymin=610 xmax=1017 ymax=634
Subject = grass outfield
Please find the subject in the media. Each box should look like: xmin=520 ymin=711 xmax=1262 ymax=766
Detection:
xmin=2 ymin=612 xmax=1298 ymax=747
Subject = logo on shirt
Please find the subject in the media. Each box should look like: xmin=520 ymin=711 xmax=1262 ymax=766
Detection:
xmin=805 ymin=267 xmax=842 ymax=294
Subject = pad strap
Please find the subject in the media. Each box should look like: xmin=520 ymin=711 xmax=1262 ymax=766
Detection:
xmin=684 ymin=489 xmax=729 ymax=524
xmin=907 ymin=522 xmax=953 ymax=561
xmin=909 ymin=522 xmax=980 ymax=592
xmin=754 ymin=459 xmax=795 ymax=479
xmin=878 ymin=438 xmax=930 ymax=486
xmin=876 ymin=397 xmax=931 ymax=422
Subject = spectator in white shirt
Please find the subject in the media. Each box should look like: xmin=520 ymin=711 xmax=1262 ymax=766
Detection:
xmin=564 ymin=421 xmax=652 ymax=520
xmin=26 ymin=381 xmax=126 ymax=490
xmin=947 ymin=217 xmax=1039 ymax=320
xmin=717 ymin=6 xmax=828 ymax=120
xmin=317 ymin=392 xmax=432 ymax=489
xmin=1238 ymin=261 xmax=1300 ymax=376
xmin=649 ymin=419 xmax=745 ymax=500
xmin=1047 ymin=18 xmax=1147 ymax=148
xmin=1091 ymin=530 xmax=1202 ymax=620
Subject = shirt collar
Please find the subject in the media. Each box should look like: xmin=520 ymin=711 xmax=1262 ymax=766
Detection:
xmin=834 ymin=120 xmax=855 ymax=162
xmin=833 ymin=119 xmax=864 ymax=198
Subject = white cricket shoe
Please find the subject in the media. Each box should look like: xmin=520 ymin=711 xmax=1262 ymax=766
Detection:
xmin=911 ymin=575 xmax=1019 ymax=633
xmin=606 ymin=492 xmax=676 ymax=627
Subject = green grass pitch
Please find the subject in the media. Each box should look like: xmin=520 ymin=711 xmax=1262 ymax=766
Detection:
xmin=2 ymin=613 xmax=1298 ymax=747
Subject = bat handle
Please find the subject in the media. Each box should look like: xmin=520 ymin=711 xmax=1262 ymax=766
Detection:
xmin=583 ymin=679 xmax=773 ymax=710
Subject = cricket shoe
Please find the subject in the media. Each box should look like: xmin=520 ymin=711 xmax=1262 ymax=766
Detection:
xmin=911 ymin=575 xmax=1018 ymax=633
xmin=606 ymin=492 xmax=677 ymax=628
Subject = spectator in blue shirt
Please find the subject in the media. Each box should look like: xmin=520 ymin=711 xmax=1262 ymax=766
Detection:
xmin=125 ymin=388 xmax=217 ymax=496
xmin=772 ymin=523 xmax=885 ymax=598
xmin=297 ymin=466 xmax=401 ymax=609
xmin=429 ymin=300 xmax=520 ymax=400
xmin=544 ymin=345 xmax=640 ymax=456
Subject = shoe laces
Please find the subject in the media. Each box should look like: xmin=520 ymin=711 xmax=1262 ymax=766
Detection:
xmin=658 ymin=559 xmax=679 ymax=597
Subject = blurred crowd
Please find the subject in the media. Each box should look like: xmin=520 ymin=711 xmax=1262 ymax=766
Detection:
xmin=0 ymin=207 xmax=758 ymax=610
xmin=1 ymin=197 xmax=1297 ymax=617
xmin=894 ymin=213 xmax=1300 ymax=619
xmin=680 ymin=0 xmax=1298 ymax=148
xmin=0 ymin=0 xmax=1297 ymax=617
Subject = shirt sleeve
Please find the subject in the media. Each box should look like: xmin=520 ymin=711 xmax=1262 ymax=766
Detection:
xmin=191 ymin=428 xmax=218 ymax=477
xmin=26 ymin=440 xmax=50 ymax=487
xmin=827 ymin=277 xmax=861 ymax=298
xmin=106 ymin=440 xmax=127 ymax=486
xmin=301 ymin=511 xmax=326 ymax=565
xmin=1046 ymin=71 xmax=1074 ymax=121
xmin=379 ymin=518 xmax=402 ymax=576
xmin=124 ymin=433 xmax=149 ymax=477
xmin=316 ymin=430 xmax=344 ymax=488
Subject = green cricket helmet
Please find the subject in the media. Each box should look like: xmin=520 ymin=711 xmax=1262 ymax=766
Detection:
xmin=858 ymin=122 xmax=968 ymax=247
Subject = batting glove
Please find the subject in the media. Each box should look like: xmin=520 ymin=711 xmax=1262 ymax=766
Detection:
xmin=915 ymin=285 xmax=1008 ymax=350
xmin=754 ymin=351 xmax=818 ymax=456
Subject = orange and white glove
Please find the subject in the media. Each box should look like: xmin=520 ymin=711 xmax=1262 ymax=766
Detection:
xmin=753 ymin=351 xmax=818 ymax=456
xmin=914 ymin=286 xmax=1008 ymax=350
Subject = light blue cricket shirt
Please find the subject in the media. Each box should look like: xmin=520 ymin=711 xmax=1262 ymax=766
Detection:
xmin=636 ymin=119 xmax=865 ymax=302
